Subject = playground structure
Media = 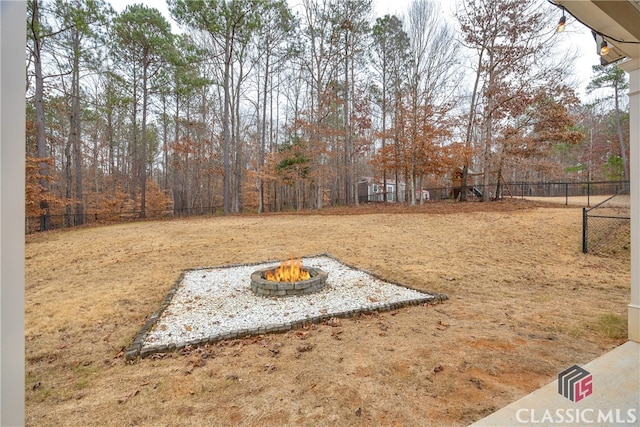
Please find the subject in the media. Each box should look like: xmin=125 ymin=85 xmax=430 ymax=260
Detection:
xmin=450 ymin=168 xmax=512 ymax=201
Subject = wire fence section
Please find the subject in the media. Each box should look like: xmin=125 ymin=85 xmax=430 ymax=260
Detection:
xmin=506 ymin=180 xmax=629 ymax=206
xmin=582 ymin=185 xmax=630 ymax=255
xmin=400 ymin=180 xmax=629 ymax=205
xmin=25 ymin=206 xmax=219 ymax=234
xmin=26 ymin=180 xmax=630 ymax=236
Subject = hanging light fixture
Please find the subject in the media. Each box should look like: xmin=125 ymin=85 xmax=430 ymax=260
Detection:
xmin=600 ymin=40 xmax=610 ymax=56
xmin=556 ymin=13 xmax=566 ymax=33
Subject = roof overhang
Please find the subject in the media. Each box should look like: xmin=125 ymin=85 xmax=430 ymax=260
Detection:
xmin=550 ymin=0 xmax=640 ymax=64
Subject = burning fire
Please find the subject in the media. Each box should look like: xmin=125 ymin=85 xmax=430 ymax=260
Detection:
xmin=264 ymin=255 xmax=311 ymax=282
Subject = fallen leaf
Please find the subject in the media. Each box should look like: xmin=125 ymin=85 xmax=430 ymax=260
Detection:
xmin=470 ymin=378 xmax=483 ymax=389
xmin=325 ymin=317 xmax=341 ymax=327
xmin=118 ymin=389 xmax=139 ymax=404
xmin=296 ymin=343 xmax=314 ymax=353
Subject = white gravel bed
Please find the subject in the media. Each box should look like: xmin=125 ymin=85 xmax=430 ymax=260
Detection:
xmin=141 ymin=255 xmax=436 ymax=352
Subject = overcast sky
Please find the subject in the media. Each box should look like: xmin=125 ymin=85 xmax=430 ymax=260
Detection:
xmin=108 ymin=0 xmax=602 ymax=101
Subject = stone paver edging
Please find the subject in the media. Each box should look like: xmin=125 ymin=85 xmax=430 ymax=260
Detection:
xmin=125 ymin=254 xmax=448 ymax=360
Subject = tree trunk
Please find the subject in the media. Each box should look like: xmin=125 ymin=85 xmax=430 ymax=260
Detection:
xmin=140 ymin=60 xmax=148 ymax=218
xmin=162 ymin=94 xmax=169 ymax=191
xmin=106 ymin=79 xmax=115 ymax=181
xmin=32 ymin=0 xmax=51 ymax=230
xmin=64 ymin=139 xmax=73 ymax=226
xmin=171 ymin=90 xmax=183 ymax=214
xmin=614 ymin=84 xmax=630 ymax=181
xmin=481 ymin=53 xmax=494 ymax=203
xmin=343 ymin=27 xmax=351 ymax=206
xmin=258 ymin=56 xmax=270 ymax=213
xmin=461 ymin=48 xmax=484 ymax=202
xmin=70 ymin=32 xmax=85 ymax=225
xmin=222 ymin=35 xmax=232 ymax=215
xmin=232 ymin=46 xmax=246 ymax=214
xmin=381 ymin=53 xmax=388 ymax=203
xmin=131 ymin=64 xmax=139 ymax=205
xmin=482 ymin=127 xmax=492 ymax=202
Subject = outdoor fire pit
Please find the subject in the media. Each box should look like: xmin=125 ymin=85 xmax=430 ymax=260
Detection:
xmin=250 ymin=256 xmax=328 ymax=297
xmin=126 ymin=254 xmax=446 ymax=360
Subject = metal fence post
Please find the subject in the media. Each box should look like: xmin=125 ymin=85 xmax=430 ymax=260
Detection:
xmin=582 ymin=207 xmax=588 ymax=253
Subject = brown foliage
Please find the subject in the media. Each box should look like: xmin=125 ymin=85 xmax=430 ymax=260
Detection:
xmin=142 ymin=181 xmax=173 ymax=218
xmin=25 ymin=156 xmax=64 ymax=218
xmin=26 ymin=157 xmax=173 ymax=229
xmin=502 ymin=90 xmax=584 ymax=164
xmin=371 ymin=102 xmax=461 ymax=184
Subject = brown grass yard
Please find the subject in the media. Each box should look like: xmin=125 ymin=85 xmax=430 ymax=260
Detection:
xmin=25 ymin=200 xmax=630 ymax=426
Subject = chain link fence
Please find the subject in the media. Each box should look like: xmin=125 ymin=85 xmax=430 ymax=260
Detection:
xmin=582 ymin=186 xmax=630 ymax=255
xmin=419 ymin=180 xmax=629 ymax=204
xmin=27 ymin=181 xmax=631 ymax=244
xmin=25 ymin=206 xmax=220 ymax=234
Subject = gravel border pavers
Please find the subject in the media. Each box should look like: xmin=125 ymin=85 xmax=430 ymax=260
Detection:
xmin=125 ymin=254 xmax=447 ymax=360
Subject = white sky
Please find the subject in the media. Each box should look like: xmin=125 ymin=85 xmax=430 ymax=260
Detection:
xmin=108 ymin=0 xmax=602 ymax=100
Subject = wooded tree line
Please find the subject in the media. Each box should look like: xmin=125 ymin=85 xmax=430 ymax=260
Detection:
xmin=25 ymin=0 xmax=630 ymax=230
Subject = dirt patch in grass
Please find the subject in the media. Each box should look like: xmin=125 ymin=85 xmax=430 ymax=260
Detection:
xmin=25 ymin=200 xmax=630 ymax=426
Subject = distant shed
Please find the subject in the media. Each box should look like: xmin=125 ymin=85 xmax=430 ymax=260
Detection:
xmin=357 ymin=177 xmax=405 ymax=203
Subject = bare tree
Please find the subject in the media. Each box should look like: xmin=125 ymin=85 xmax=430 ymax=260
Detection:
xmin=405 ymin=0 xmax=461 ymax=204
xmin=457 ymin=0 xmax=563 ymax=201
xmin=52 ymin=0 xmax=111 ymax=226
xmin=28 ymin=0 xmax=53 ymax=230
xmin=113 ymin=4 xmax=173 ymax=217
xmin=170 ymin=0 xmax=262 ymax=215
xmin=587 ymin=64 xmax=629 ymax=182
xmin=250 ymin=0 xmax=296 ymax=212
xmin=371 ymin=14 xmax=410 ymax=202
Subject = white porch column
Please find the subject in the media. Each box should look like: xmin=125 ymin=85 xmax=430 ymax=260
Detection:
xmin=1 ymin=1 xmax=27 ymax=424
xmin=620 ymin=58 xmax=640 ymax=342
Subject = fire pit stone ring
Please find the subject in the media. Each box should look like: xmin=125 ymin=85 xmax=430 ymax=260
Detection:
xmin=251 ymin=266 xmax=328 ymax=297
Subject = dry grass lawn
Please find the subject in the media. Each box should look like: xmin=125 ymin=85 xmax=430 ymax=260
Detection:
xmin=25 ymin=200 xmax=630 ymax=426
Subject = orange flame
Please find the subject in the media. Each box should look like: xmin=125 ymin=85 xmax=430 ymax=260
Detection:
xmin=264 ymin=255 xmax=311 ymax=282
